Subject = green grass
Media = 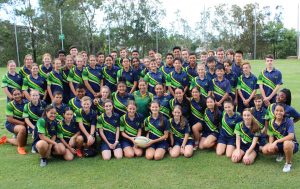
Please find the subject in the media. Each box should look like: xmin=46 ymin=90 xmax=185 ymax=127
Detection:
xmin=1 ymin=59 xmax=300 ymax=189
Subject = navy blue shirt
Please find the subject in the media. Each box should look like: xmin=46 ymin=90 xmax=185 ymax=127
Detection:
xmin=144 ymin=70 xmax=165 ymax=94
xmin=169 ymin=98 xmax=191 ymax=118
xmin=169 ymin=118 xmax=190 ymax=141
xmin=252 ymin=107 xmax=267 ymax=129
xmin=97 ymin=112 xmax=120 ymax=142
xmin=232 ymin=62 xmax=242 ymax=76
xmin=102 ymin=65 xmax=119 ymax=92
xmin=153 ymin=95 xmax=172 ymax=118
xmin=191 ymin=76 xmax=211 ymax=98
xmin=75 ymin=109 xmax=97 ymax=133
xmin=144 ymin=115 xmax=170 ymax=140
xmin=212 ymin=78 xmax=231 ymax=102
xmin=117 ymin=68 xmax=139 ymax=93
xmin=221 ymin=112 xmax=242 ymax=137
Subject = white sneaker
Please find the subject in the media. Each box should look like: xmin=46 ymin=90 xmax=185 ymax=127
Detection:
xmin=283 ymin=163 xmax=292 ymax=173
xmin=31 ymin=147 xmax=37 ymax=154
xmin=276 ymin=153 xmax=284 ymax=162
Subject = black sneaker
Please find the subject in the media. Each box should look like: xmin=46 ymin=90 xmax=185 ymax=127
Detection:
xmin=40 ymin=158 xmax=48 ymax=167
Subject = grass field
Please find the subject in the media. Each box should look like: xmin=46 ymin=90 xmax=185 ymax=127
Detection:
xmin=0 ymin=59 xmax=300 ymax=189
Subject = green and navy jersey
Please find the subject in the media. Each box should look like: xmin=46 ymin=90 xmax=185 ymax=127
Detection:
xmin=160 ymin=65 xmax=174 ymax=80
xmin=237 ymin=73 xmax=258 ymax=100
xmin=185 ymin=65 xmax=197 ymax=84
xmin=166 ymin=70 xmax=189 ymax=90
xmin=117 ymin=68 xmax=139 ymax=93
xmin=47 ymin=70 xmax=64 ymax=94
xmin=140 ymin=67 xmax=149 ymax=78
xmin=234 ymin=122 xmax=260 ymax=145
xmin=39 ymin=64 xmax=52 ymax=80
xmin=62 ymin=67 xmax=72 ymax=84
xmin=67 ymin=66 xmax=84 ymax=89
xmin=144 ymin=115 xmax=170 ymax=140
xmin=1 ymin=72 xmax=23 ymax=95
xmin=265 ymin=103 xmax=300 ymax=121
xmin=6 ymin=99 xmax=27 ymax=121
xmin=120 ymin=113 xmax=144 ymax=137
xmin=82 ymin=66 xmax=103 ymax=95
xmin=268 ymin=118 xmax=298 ymax=143
xmin=203 ymin=108 xmax=222 ymax=133
xmin=190 ymin=98 xmax=206 ymax=125
xmin=51 ymin=102 xmax=68 ymax=121
xmin=102 ymin=65 xmax=119 ymax=92
xmin=190 ymin=76 xmax=212 ymax=98
xmin=252 ymin=107 xmax=267 ymax=129
xmin=212 ymin=78 xmax=231 ymax=102
xmin=18 ymin=66 xmax=31 ymax=79
xmin=115 ymin=58 xmax=123 ymax=68
xmin=133 ymin=90 xmax=153 ymax=117
xmin=220 ymin=112 xmax=242 ymax=137
xmin=133 ymin=64 xmax=145 ymax=79
xmin=144 ymin=70 xmax=165 ymax=94
xmin=97 ymin=112 xmax=120 ymax=141
xmin=153 ymin=95 xmax=172 ymax=118
xmin=22 ymin=100 xmax=46 ymax=124
xmin=225 ymin=72 xmax=238 ymax=96
xmin=111 ymin=92 xmax=134 ymax=116
xmin=58 ymin=118 xmax=79 ymax=139
xmin=22 ymin=74 xmax=47 ymax=97
xmin=61 ymin=67 xmax=73 ymax=102
xmin=33 ymin=118 xmax=62 ymax=144
xmin=257 ymin=68 xmax=283 ymax=103
xmin=169 ymin=98 xmax=191 ymax=118
xmin=68 ymin=97 xmax=82 ymax=112
xmin=75 ymin=108 xmax=97 ymax=132
xmin=95 ymin=98 xmax=105 ymax=116
xmin=232 ymin=62 xmax=242 ymax=76
xmin=206 ymin=71 xmax=217 ymax=81
xmin=169 ymin=118 xmax=192 ymax=141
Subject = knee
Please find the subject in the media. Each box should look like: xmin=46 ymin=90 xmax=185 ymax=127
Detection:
xmin=125 ymin=151 xmax=134 ymax=158
xmin=184 ymin=151 xmax=193 ymax=158
xmin=135 ymin=150 xmax=143 ymax=157
xmin=154 ymin=152 xmax=164 ymax=161
xmin=145 ymin=153 xmax=153 ymax=160
xmin=18 ymin=126 xmax=26 ymax=135
xmin=216 ymin=150 xmax=224 ymax=156
xmin=170 ymin=151 xmax=179 ymax=158
xmin=102 ymin=155 xmax=111 ymax=161
xmin=283 ymin=141 xmax=293 ymax=150
xmin=37 ymin=140 xmax=48 ymax=149
xmin=65 ymin=154 xmax=74 ymax=161
xmin=226 ymin=153 xmax=232 ymax=158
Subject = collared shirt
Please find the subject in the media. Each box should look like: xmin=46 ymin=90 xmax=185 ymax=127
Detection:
xmin=120 ymin=113 xmax=144 ymax=137
xmin=97 ymin=112 xmax=120 ymax=141
xmin=144 ymin=115 xmax=170 ymax=140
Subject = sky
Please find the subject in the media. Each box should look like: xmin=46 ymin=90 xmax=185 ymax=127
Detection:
xmin=161 ymin=0 xmax=300 ymax=30
xmin=1 ymin=0 xmax=300 ymax=31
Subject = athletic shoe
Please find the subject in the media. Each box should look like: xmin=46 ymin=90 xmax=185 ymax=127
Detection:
xmin=40 ymin=158 xmax=48 ymax=167
xmin=17 ymin=147 xmax=27 ymax=155
xmin=31 ymin=147 xmax=37 ymax=154
xmin=276 ymin=153 xmax=284 ymax=162
xmin=193 ymin=143 xmax=198 ymax=151
xmin=283 ymin=163 xmax=292 ymax=173
xmin=0 ymin=136 xmax=7 ymax=145
xmin=76 ymin=149 xmax=83 ymax=158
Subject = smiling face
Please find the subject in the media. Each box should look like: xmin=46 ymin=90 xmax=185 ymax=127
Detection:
xmin=54 ymin=59 xmax=62 ymax=70
xmin=30 ymin=90 xmax=40 ymax=103
xmin=24 ymin=55 xmax=33 ymax=68
xmin=64 ymin=110 xmax=74 ymax=122
xmin=53 ymin=94 xmax=63 ymax=104
xmin=105 ymin=56 xmax=113 ymax=67
xmin=242 ymin=63 xmax=251 ymax=75
xmin=81 ymin=100 xmax=91 ymax=111
xmin=217 ymin=51 xmax=224 ymax=61
xmin=46 ymin=108 xmax=57 ymax=121
xmin=276 ymin=91 xmax=287 ymax=104
xmin=175 ymin=88 xmax=184 ymax=101
xmin=166 ymin=55 xmax=174 ymax=66
xmin=274 ymin=105 xmax=285 ymax=120
xmin=104 ymin=101 xmax=113 ymax=113
xmin=117 ymin=83 xmax=126 ymax=94
xmin=191 ymin=87 xmax=200 ymax=100
xmin=101 ymin=87 xmax=110 ymax=99
xmin=154 ymin=84 xmax=164 ymax=97
xmin=197 ymin=64 xmax=206 ymax=76
xmin=206 ymin=97 xmax=215 ymax=109
xmin=265 ymin=58 xmax=274 ymax=70
xmin=243 ymin=110 xmax=253 ymax=126
xmin=224 ymin=102 xmax=234 ymax=115
xmin=122 ymin=58 xmax=130 ymax=69
xmin=127 ymin=104 xmax=136 ymax=117
xmin=138 ymin=81 xmax=147 ymax=93
xmin=89 ymin=56 xmax=97 ymax=68
xmin=12 ymin=89 xmax=22 ymax=102
xmin=7 ymin=61 xmax=16 ymax=73
xmin=150 ymin=102 xmax=160 ymax=115
xmin=172 ymin=107 xmax=182 ymax=119
xmin=31 ymin=65 xmax=39 ymax=76
xmin=43 ymin=55 xmax=52 ymax=67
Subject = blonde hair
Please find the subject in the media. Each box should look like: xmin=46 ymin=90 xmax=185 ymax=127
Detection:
xmin=241 ymin=61 xmax=251 ymax=68
xmin=42 ymin=53 xmax=52 ymax=61
xmin=7 ymin=60 xmax=16 ymax=66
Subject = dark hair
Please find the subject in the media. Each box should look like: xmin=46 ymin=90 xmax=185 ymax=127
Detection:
xmin=166 ymin=53 xmax=174 ymax=58
xmin=280 ymin=88 xmax=291 ymax=106
xmin=53 ymin=91 xmax=63 ymax=97
xmin=69 ymin=45 xmax=77 ymax=51
xmin=174 ymin=87 xmax=191 ymax=109
xmin=173 ymin=46 xmax=181 ymax=51
xmin=243 ymin=108 xmax=260 ymax=133
xmin=12 ymin=88 xmax=21 ymax=94
xmin=215 ymin=64 xmax=225 ymax=71
xmin=223 ymin=96 xmax=234 ymax=106
xmin=57 ymin=49 xmax=66 ymax=55
xmin=96 ymin=52 xmax=105 ymax=56
xmin=132 ymin=49 xmax=139 ymax=53
xmin=173 ymin=57 xmax=182 ymax=64
xmin=105 ymin=55 xmax=114 ymax=60
xmin=226 ymin=49 xmax=234 ymax=55
xmin=76 ymin=84 xmax=86 ymax=90
xmin=265 ymin=54 xmax=274 ymax=59
xmin=63 ymin=106 xmax=73 ymax=114
xmin=207 ymin=96 xmax=220 ymax=124
xmin=235 ymin=50 xmax=243 ymax=55
xmin=150 ymin=100 xmax=164 ymax=128
xmin=201 ymin=51 xmax=208 ymax=55
xmin=42 ymin=105 xmax=56 ymax=119
xmin=206 ymin=56 xmax=215 ymax=63
xmin=189 ymin=52 xmax=196 ymax=57
xmin=223 ymin=59 xmax=232 ymax=66
xmin=149 ymin=49 xmax=156 ymax=53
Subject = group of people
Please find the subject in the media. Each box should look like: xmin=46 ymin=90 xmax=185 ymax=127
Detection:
xmin=0 ymin=46 xmax=299 ymax=172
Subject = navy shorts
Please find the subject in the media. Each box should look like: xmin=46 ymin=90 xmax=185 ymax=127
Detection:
xmin=149 ymin=140 xmax=168 ymax=150
xmin=100 ymin=141 xmax=121 ymax=151
xmin=121 ymin=138 xmax=134 ymax=149
xmin=5 ymin=122 xmax=16 ymax=133
xmin=190 ymin=120 xmax=205 ymax=128
xmin=277 ymin=141 xmax=299 ymax=154
xmin=32 ymin=139 xmax=61 ymax=154
xmin=217 ymin=134 xmax=236 ymax=146
xmin=202 ymin=130 xmax=219 ymax=139
xmin=240 ymin=142 xmax=259 ymax=153
xmin=259 ymin=134 xmax=268 ymax=146
xmin=174 ymin=139 xmax=194 ymax=147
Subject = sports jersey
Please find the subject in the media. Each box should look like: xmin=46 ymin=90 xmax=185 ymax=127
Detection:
xmin=133 ymin=90 xmax=153 ymax=117
xmin=102 ymin=65 xmax=119 ymax=92
xmin=39 ymin=64 xmax=52 ymax=80
xmin=82 ymin=66 xmax=102 ymax=98
xmin=120 ymin=113 xmax=144 ymax=137
xmin=97 ymin=112 xmax=120 ymax=142
xmin=144 ymin=115 xmax=170 ymax=140
xmin=111 ymin=92 xmax=134 ymax=116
